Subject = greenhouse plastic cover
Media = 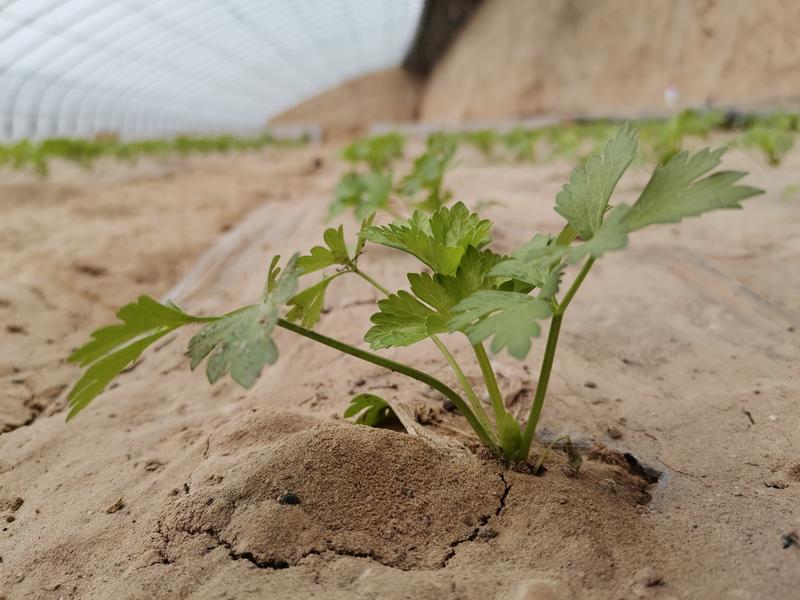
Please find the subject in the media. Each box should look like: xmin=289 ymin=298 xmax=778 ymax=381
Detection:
xmin=0 ymin=0 xmax=424 ymax=141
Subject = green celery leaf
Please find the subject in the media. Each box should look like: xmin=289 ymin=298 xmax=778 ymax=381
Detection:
xmin=446 ymin=245 xmax=506 ymax=297
xmin=353 ymin=213 xmax=375 ymax=257
xmin=407 ymin=272 xmax=456 ymax=316
xmin=406 ymin=246 xmax=503 ymax=315
xmin=329 ymin=172 xmax=391 ymax=219
xmin=69 ymin=296 xmax=196 ymax=367
xmin=342 ymin=133 xmax=404 ymax=171
xmin=568 ymin=205 xmax=631 ymax=260
xmin=67 ymin=331 xmax=172 ymax=420
xmin=187 ymin=304 xmax=278 ymax=388
xmin=538 ymin=263 xmax=565 ymax=300
xmin=448 ymin=290 xmax=552 ymax=359
xmin=286 ymin=277 xmax=333 ymax=329
xmin=489 ymin=235 xmax=568 ymax=288
xmin=368 ymin=246 xmax=504 ymax=349
xmin=622 ymin=147 xmax=764 ymax=231
xmin=66 ymin=296 xmax=202 ymax=419
xmin=297 ymin=225 xmax=350 ymax=274
xmin=189 ymin=255 xmax=300 ymax=387
xmin=343 ymin=393 xmax=397 ymax=427
xmin=361 ymin=202 xmax=491 ymax=276
xmin=555 ymin=123 xmax=638 ymax=239
xmin=364 ymin=291 xmax=438 ymax=349
xmin=356 ymin=172 xmax=393 ymax=219
xmin=398 ymin=133 xmax=457 ymax=212
xmin=329 ymin=172 xmax=364 ymax=218
xmin=263 ymin=255 xmax=287 ymax=299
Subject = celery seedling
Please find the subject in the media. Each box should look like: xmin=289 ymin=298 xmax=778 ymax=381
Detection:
xmin=66 ymin=124 xmax=762 ymax=464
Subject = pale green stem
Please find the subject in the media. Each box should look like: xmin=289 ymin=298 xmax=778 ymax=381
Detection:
xmin=352 ymin=269 xmax=390 ymax=296
xmin=431 ymin=336 xmax=496 ymax=440
xmin=277 ymin=318 xmax=498 ymax=452
xmin=348 ymin=266 xmax=497 ymax=443
xmin=472 ymin=342 xmax=506 ymax=425
xmin=558 ymin=257 xmax=595 ymax=313
xmin=520 ymin=312 xmax=562 ymax=455
xmin=520 ymin=257 xmax=595 ymax=457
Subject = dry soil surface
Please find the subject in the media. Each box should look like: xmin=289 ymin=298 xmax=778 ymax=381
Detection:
xmin=1 ymin=143 xmax=799 ymax=599
xmin=422 ymin=0 xmax=800 ymax=121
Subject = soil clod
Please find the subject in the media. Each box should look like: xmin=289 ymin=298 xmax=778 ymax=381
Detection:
xmin=764 ymin=480 xmax=789 ymax=490
xmin=623 ymin=452 xmax=662 ymax=484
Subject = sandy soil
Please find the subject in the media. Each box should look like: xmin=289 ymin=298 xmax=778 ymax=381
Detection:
xmin=270 ymin=67 xmax=422 ymax=140
xmin=1 ymin=144 xmax=799 ymax=599
xmin=421 ymin=0 xmax=800 ymax=121
xmin=0 ymin=148 xmax=330 ymax=432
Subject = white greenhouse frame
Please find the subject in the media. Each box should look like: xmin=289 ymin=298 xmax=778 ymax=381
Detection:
xmin=0 ymin=0 xmax=423 ymax=140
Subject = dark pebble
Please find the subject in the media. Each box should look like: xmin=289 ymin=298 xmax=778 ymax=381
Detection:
xmin=277 ymin=492 xmax=301 ymax=506
xmin=782 ymin=532 xmax=798 ymax=549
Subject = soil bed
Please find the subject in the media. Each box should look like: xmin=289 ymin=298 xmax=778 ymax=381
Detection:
xmin=1 ymin=143 xmax=799 ymax=599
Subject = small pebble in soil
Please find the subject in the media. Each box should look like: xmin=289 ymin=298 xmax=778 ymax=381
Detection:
xmin=782 ymin=532 xmax=798 ymax=549
xmin=277 ymin=492 xmax=301 ymax=505
xmin=584 ymin=381 xmax=597 ymax=388
xmin=607 ymin=426 xmax=623 ymax=440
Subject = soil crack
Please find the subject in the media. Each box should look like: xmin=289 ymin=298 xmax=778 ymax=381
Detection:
xmin=183 ymin=526 xmax=292 ymax=569
xmin=441 ymin=472 xmax=511 ymax=567
xmin=163 ymin=472 xmax=513 ymax=572
xmin=175 ymin=526 xmax=389 ymax=570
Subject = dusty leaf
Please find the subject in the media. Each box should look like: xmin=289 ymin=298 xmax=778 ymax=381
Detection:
xmin=189 ymin=255 xmax=300 ymax=388
xmin=286 ymin=277 xmax=333 ymax=329
xmin=568 ymin=205 xmax=631 ymax=260
xmin=555 ymin=124 xmax=638 ymax=239
xmin=448 ymin=290 xmax=552 ymax=359
xmin=622 ymin=147 xmax=763 ymax=231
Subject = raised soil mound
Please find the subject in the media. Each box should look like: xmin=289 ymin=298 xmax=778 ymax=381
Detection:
xmin=160 ymin=416 xmax=505 ymax=570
